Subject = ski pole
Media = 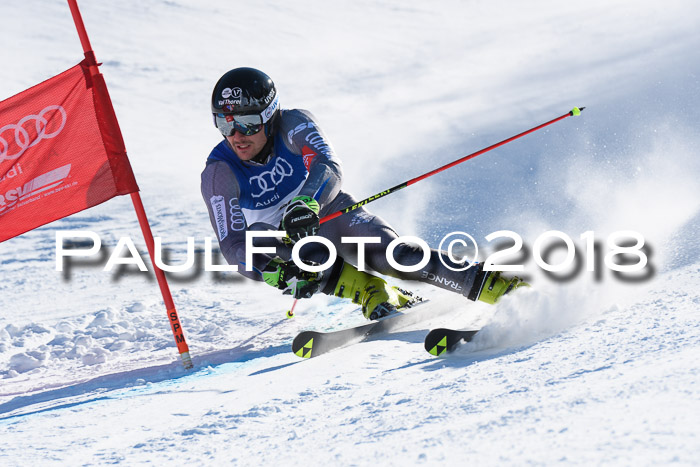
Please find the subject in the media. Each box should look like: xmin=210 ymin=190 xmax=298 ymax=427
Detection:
xmin=286 ymin=297 xmax=298 ymax=319
xmin=286 ymin=106 xmax=584 ymax=316
xmin=320 ymin=107 xmax=585 ymax=224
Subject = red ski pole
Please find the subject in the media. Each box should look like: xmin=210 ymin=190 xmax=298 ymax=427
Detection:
xmin=320 ymin=107 xmax=585 ymax=224
xmin=287 ymin=107 xmax=585 ymax=316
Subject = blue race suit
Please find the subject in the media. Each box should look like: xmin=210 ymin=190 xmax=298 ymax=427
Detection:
xmin=201 ymin=108 xmax=478 ymax=296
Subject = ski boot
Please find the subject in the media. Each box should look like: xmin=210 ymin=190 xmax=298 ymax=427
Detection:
xmin=467 ymin=263 xmax=529 ymax=304
xmin=332 ymin=263 xmax=415 ymax=320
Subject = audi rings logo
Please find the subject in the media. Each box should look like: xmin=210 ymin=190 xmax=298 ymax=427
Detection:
xmin=249 ymin=158 xmax=294 ymax=198
xmin=229 ymin=197 xmax=246 ymax=232
xmin=0 ymin=105 xmax=67 ymax=163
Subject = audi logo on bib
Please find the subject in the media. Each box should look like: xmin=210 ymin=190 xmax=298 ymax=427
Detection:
xmin=0 ymin=105 xmax=67 ymax=162
xmin=249 ymin=157 xmax=294 ymax=198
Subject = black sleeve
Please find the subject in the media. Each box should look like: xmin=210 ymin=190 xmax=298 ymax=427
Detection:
xmin=201 ymin=160 xmax=271 ymax=281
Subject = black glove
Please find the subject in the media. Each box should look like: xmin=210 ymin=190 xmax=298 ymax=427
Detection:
xmin=281 ymin=195 xmax=320 ymax=243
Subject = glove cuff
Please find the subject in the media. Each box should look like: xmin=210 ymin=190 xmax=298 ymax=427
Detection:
xmin=290 ymin=195 xmax=320 ymax=214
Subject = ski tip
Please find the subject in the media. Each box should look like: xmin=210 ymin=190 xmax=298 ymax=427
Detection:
xmin=426 ymin=335 xmax=449 ymax=356
xmin=424 ymin=328 xmax=480 ymax=357
xmin=570 ymin=106 xmax=586 ymax=116
xmin=293 ymin=336 xmax=314 ymax=358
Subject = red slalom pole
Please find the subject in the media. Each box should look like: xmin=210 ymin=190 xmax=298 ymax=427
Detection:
xmin=67 ymin=0 xmax=193 ymax=369
xmin=320 ymin=107 xmax=585 ymax=224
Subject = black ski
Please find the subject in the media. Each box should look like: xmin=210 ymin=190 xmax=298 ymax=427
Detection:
xmin=292 ymin=299 xmax=447 ymax=358
xmin=424 ymin=328 xmax=479 ymax=356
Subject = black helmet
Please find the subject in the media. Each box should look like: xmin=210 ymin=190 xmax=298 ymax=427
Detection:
xmin=211 ymin=67 xmax=280 ymax=137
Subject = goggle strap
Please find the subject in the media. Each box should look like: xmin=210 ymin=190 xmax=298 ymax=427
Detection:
xmin=260 ymin=94 xmax=280 ymax=124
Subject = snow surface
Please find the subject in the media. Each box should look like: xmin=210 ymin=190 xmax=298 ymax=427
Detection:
xmin=1 ymin=0 xmax=700 ymax=464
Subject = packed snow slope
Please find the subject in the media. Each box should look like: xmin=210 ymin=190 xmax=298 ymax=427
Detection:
xmin=1 ymin=0 xmax=699 ymax=464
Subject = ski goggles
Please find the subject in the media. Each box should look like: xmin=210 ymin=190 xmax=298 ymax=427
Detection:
xmin=214 ymin=113 xmax=264 ymax=136
xmin=213 ymin=93 xmax=280 ymax=137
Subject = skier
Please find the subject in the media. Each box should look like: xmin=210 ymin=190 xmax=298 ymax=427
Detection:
xmin=201 ymin=67 xmax=526 ymax=320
